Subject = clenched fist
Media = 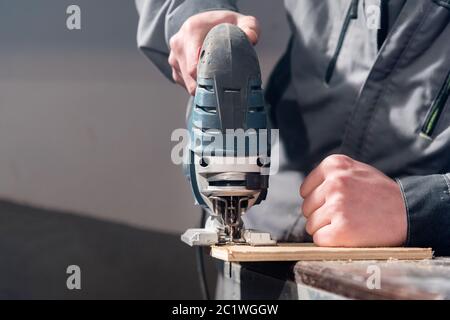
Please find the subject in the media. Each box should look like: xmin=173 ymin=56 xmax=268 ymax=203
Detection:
xmin=300 ymin=155 xmax=407 ymax=247
xmin=168 ymin=10 xmax=260 ymax=95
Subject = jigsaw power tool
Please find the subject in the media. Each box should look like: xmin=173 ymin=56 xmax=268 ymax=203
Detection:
xmin=181 ymin=24 xmax=276 ymax=247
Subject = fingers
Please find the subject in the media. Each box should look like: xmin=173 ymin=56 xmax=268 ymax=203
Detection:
xmin=169 ymin=35 xmax=197 ymax=95
xmin=312 ymin=224 xmax=338 ymax=247
xmin=180 ymin=43 xmax=199 ymax=95
xmin=301 ymin=182 xmax=326 ymax=218
xmin=168 ymin=11 xmax=261 ymax=95
xmin=300 ymin=165 xmax=325 ymax=198
xmin=169 ymin=35 xmax=199 ymax=95
xmin=171 ymin=68 xmax=185 ymax=87
xmin=305 ymin=205 xmax=332 ymax=236
xmin=300 ymin=154 xmax=353 ymax=198
xmin=300 ymin=155 xmax=358 ymax=247
xmin=169 ymin=52 xmax=186 ymax=87
xmin=237 ymin=15 xmax=260 ymax=44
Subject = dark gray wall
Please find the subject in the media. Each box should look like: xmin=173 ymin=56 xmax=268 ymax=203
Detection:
xmin=0 ymin=0 xmax=289 ymax=298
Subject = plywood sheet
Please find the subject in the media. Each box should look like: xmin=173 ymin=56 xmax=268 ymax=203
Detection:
xmin=210 ymin=243 xmax=433 ymax=262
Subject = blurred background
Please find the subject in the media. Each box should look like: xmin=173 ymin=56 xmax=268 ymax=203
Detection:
xmin=0 ymin=0 xmax=289 ymax=299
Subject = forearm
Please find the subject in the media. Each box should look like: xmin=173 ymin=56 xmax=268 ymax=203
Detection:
xmin=397 ymin=174 xmax=450 ymax=256
xmin=135 ymin=0 xmax=238 ymax=80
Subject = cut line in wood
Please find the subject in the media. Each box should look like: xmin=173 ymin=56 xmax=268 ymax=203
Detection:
xmin=210 ymin=243 xmax=433 ymax=262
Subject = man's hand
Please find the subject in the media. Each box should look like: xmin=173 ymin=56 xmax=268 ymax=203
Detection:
xmin=168 ymin=10 xmax=260 ymax=95
xmin=300 ymin=155 xmax=407 ymax=247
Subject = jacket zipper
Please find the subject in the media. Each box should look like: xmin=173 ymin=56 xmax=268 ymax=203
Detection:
xmin=421 ymin=71 xmax=450 ymax=138
xmin=325 ymin=0 xmax=359 ymax=84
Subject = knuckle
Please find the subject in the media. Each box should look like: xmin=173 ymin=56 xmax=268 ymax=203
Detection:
xmin=169 ymin=35 xmax=176 ymax=49
xmin=326 ymin=175 xmax=344 ymax=191
xmin=333 ymin=214 xmax=352 ymax=232
xmin=168 ymin=54 xmax=176 ymax=67
xmin=336 ymin=207 xmax=348 ymax=220
xmin=333 ymin=154 xmax=352 ymax=163
xmin=301 ymin=200 xmax=309 ymax=215
xmin=246 ymin=15 xmax=258 ymax=26
xmin=299 ymin=183 xmax=308 ymax=198
xmin=333 ymin=211 xmax=348 ymax=226
xmin=169 ymin=34 xmax=180 ymax=50
xmin=305 ymin=219 xmax=314 ymax=235
xmin=323 ymin=154 xmax=338 ymax=166
xmin=183 ymin=17 xmax=199 ymax=32
xmin=324 ymin=154 xmax=353 ymax=170
xmin=327 ymin=201 xmax=344 ymax=215
xmin=326 ymin=173 xmax=352 ymax=192
xmin=185 ymin=18 xmax=194 ymax=29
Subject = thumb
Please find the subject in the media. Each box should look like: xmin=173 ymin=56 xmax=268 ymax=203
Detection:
xmin=236 ymin=15 xmax=260 ymax=45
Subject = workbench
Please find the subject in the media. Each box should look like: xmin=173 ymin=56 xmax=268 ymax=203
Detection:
xmin=217 ymin=258 xmax=450 ymax=300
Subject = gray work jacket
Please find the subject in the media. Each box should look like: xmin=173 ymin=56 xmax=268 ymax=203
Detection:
xmin=136 ymin=0 xmax=450 ymax=255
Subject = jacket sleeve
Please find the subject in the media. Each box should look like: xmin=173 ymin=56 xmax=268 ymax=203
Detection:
xmin=135 ymin=0 xmax=238 ymax=80
xmin=397 ymin=174 xmax=450 ymax=256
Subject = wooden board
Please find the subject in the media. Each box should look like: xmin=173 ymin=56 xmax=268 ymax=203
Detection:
xmin=295 ymin=258 xmax=450 ymax=299
xmin=210 ymin=243 xmax=433 ymax=262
